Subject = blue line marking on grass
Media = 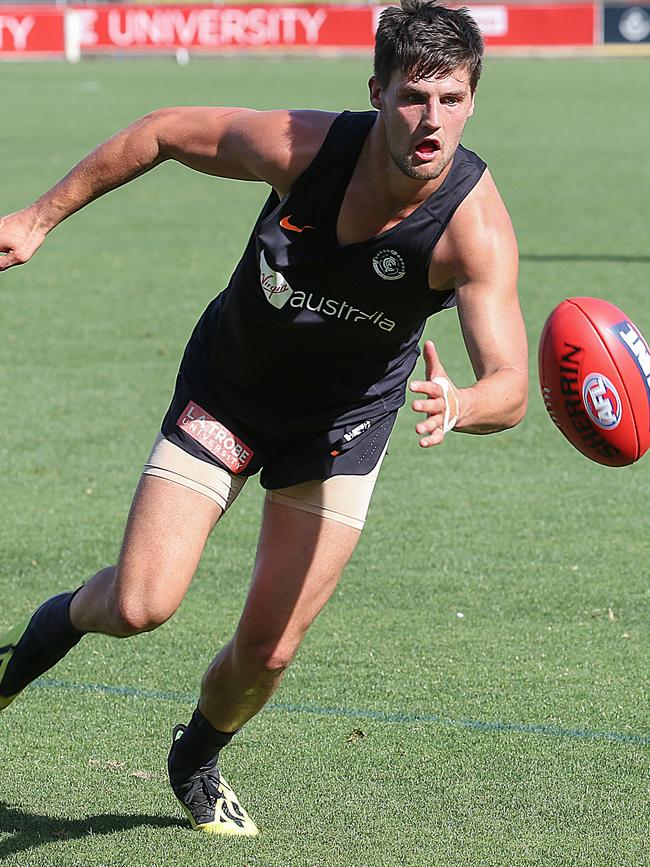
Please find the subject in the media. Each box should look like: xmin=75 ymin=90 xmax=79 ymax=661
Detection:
xmin=32 ymin=677 xmax=649 ymax=746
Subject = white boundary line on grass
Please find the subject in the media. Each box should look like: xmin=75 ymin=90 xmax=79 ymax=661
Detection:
xmin=31 ymin=677 xmax=650 ymax=747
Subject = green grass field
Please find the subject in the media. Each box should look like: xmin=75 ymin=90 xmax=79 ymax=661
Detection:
xmin=1 ymin=56 xmax=649 ymax=866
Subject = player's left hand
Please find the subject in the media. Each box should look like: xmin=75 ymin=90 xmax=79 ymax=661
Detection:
xmin=409 ymin=340 xmax=460 ymax=447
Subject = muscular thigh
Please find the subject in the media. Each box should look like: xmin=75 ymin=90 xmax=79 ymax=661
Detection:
xmin=234 ymin=495 xmax=362 ymax=660
xmin=114 ymin=473 xmax=224 ymax=617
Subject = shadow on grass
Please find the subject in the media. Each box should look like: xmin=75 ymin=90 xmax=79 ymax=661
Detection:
xmin=0 ymin=802 xmax=181 ymax=861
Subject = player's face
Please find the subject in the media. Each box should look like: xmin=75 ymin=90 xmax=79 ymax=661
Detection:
xmin=369 ymin=67 xmax=475 ymax=181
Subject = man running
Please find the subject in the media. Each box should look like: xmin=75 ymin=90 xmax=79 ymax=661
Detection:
xmin=0 ymin=0 xmax=527 ymax=836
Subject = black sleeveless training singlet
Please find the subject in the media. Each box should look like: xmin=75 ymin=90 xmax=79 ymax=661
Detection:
xmin=161 ymin=110 xmax=486 ymax=479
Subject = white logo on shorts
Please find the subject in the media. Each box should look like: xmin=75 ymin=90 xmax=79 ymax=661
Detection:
xmin=177 ymin=401 xmax=254 ymax=473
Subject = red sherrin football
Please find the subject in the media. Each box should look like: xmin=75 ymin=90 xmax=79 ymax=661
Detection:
xmin=538 ymin=297 xmax=650 ymax=467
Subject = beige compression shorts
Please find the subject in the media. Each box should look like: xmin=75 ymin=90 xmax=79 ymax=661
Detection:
xmin=142 ymin=433 xmax=387 ymax=530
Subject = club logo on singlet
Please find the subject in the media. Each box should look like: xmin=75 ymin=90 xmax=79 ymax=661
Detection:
xmin=372 ymin=249 xmax=406 ymax=281
xmin=260 ymin=250 xmax=294 ymax=309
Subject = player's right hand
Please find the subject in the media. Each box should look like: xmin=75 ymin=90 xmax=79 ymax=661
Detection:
xmin=409 ymin=341 xmax=460 ymax=447
xmin=0 ymin=208 xmax=47 ymax=272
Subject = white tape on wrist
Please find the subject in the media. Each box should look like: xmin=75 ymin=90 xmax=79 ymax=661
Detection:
xmin=430 ymin=376 xmax=458 ymax=433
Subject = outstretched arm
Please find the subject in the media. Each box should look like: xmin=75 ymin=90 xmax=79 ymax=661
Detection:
xmin=0 ymin=107 xmax=334 ymax=272
xmin=410 ymin=170 xmax=528 ymax=447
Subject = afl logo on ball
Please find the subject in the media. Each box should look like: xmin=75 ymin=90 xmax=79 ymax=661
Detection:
xmin=372 ymin=249 xmax=406 ymax=281
xmin=582 ymin=373 xmax=622 ymax=430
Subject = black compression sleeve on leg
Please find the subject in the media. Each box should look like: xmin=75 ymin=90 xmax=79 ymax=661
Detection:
xmin=0 ymin=590 xmax=85 ymax=697
xmin=168 ymin=707 xmax=237 ymax=781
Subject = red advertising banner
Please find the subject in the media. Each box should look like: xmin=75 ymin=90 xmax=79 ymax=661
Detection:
xmin=376 ymin=4 xmax=596 ymax=47
xmin=479 ymin=4 xmax=596 ymax=46
xmin=71 ymin=4 xmax=596 ymax=53
xmin=71 ymin=5 xmax=374 ymax=52
xmin=0 ymin=4 xmax=597 ymax=58
xmin=0 ymin=6 xmax=64 ymax=57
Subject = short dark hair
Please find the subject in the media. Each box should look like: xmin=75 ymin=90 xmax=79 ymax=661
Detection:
xmin=374 ymin=0 xmax=484 ymax=92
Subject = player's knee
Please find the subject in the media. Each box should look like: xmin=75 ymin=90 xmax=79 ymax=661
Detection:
xmin=237 ymin=637 xmax=297 ymax=675
xmin=113 ymin=596 xmax=174 ymax=636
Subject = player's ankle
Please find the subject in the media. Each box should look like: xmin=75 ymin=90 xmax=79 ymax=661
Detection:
xmin=168 ymin=707 xmax=238 ymax=782
xmin=0 ymin=590 xmax=84 ymax=696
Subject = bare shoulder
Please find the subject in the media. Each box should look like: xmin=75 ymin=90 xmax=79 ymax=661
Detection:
xmin=447 ymin=169 xmax=518 ymax=274
xmin=225 ymin=108 xmax=338 ymax=193
xmin=430 ymin=169 xmax=526 ymax=384
xmin=430 ymin=169 xmax=518 ymax=288
xmin=154 ymin=106 xmax=336 ymax=191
